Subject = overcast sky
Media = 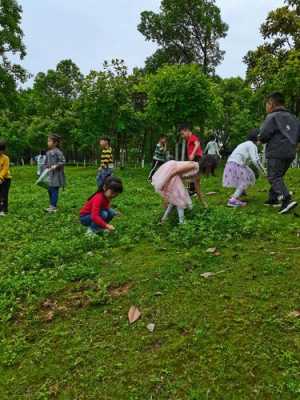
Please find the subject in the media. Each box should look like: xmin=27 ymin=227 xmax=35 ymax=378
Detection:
xmin=18 ymin=0 xmax=283 ymax=83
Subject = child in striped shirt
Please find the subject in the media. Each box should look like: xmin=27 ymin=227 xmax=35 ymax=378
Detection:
xmin=148 ymin=136 xmax=168 ymax=181
xmin=97 ymin=137 xmax=114 ymax=188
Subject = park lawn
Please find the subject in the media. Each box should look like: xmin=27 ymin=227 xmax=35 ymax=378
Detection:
xmin=1 ymin=166 xmax=300 ymax=400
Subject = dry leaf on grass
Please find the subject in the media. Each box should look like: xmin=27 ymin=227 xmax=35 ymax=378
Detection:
xmin=128 ymin=306 xmax=141 ymax=324
xmin=201 ymin=272 xmax=215 ymax=278
xmin=201 ymin=270 xmax=226 ymax=279
xmin=206 ymin=247 xmax=217 ymax=254
xmin=288 ymin=310 xmax=300 ymax=318
xmin=147 ymin=323 xmax=155 ymax=333
xmin=45 ymin=311 xmax=54 ymax=322
xmin=109 ymin=282 xmax=132 ymax=298
xmin=206 ymin=192 xmax=217 ymax=196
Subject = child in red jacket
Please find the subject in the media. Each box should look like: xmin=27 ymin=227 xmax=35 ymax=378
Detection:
xmin=80 ymin=176 xmax=123 ymax=235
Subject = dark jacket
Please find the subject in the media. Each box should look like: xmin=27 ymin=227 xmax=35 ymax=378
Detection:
xmin=260 ymin=107 xmax=300 ymax=160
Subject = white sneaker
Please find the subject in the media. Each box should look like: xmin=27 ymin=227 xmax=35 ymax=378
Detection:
xmin=85 ymin=228 xmax=96 ymax=237
xmin=44 ymin=207 xmax=57 ymax=213
xmin=0 ymin=212 xmax=6 ymax=217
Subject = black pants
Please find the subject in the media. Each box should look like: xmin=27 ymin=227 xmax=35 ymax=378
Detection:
xmin=267 ymin=158 xmax=293 ymax=202
xmin=148 ymin=160 xmax=164 ymax=181
xmin=0 ymin=178 xmax=11 ymax=213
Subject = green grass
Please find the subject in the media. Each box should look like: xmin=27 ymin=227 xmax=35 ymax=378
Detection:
xmin=1 ymin=166 xmax=300 ymax=399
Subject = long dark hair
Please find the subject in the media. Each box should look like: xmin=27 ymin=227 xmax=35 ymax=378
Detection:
xmin=88 ymin=176 xmax=123 ymax=200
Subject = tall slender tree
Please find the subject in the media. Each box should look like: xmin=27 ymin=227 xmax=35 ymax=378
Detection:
xmin=138 ymin=0 xmax=228 ymax=74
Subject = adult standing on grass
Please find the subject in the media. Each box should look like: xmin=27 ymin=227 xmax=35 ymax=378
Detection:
xmin=260 ymin=92 xmax=300 ymax=214
xmin=179 ymin=123 xmax=207 ymax=207
xmin=45 ymin=134 xmax=66 ymax=213
xmin=0 ymin=139 xmax=12 ymax=217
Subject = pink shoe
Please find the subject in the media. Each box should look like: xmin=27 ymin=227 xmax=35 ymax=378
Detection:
xmin=227 ymin=198 xmax=247 ymax=208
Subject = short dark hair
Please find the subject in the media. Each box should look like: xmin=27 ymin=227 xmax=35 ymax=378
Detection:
xmin=0 ymin=139 xmax=7 ymax=151
xmin=178 ymin=123 xmax=191 ymax=132
xmin=100 ymin=137 xmax=111 ymax=145
xmin=48 ymin=133 xmax=61 ymax=145
xmin=41 ymin=150 xmax=46 ymax=156
xmin=247 ymin=128 xmax=259 ymax=143
xmin=267 ymin=92 xmax=285 ymax=106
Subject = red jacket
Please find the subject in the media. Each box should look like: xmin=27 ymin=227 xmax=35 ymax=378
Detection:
xmin=80 ymin=192 xmax=110 ymax=228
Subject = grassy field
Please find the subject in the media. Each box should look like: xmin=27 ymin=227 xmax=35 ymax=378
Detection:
xmin=1 ymin=166 xmax=300 ymax=399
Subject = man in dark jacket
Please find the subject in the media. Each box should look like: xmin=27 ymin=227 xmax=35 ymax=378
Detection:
xmin=260 ymin=92 xmax=300 ymax=214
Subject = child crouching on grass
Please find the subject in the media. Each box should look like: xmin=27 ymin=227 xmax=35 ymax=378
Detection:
xmin=223 ymin=129 xmax=266 ymax=208
xmin=80 ymin=176 xmax=123 ymax=236
xmin=152 ymin=160 xmax=200 ymax=224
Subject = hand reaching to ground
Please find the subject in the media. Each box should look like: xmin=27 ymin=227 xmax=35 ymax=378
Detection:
xmin=106 ymin=224 xmax=115 ymax=232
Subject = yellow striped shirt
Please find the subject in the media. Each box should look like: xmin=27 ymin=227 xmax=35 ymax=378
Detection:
xmin=101 ymin=147 xmax=113 ymax=168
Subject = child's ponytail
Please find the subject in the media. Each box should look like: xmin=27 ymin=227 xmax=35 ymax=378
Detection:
xmin=87 ymin=176 xmax=123 ymax=200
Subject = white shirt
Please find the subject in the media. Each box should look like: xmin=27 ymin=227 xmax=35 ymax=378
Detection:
xmin=205 ymin=141 xmax=220 ymax=156
xmin=228 ymin=141 xmax=264 ymax=171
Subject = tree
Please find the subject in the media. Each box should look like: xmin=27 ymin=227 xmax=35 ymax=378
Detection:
xmin=244 ymin=0 xmax=300 ymax=88
xmin=215 ymin=78 xmax=258 ymax=147
xmin=144 ymin=64 xmax=222 ymax=132
xmin=138 ymin=0 xmax=228 ymax=74
xmin=76 ymin=60 xmax=139 ymax=161
xmin=0 ymin=0 xmax=27 ymax=109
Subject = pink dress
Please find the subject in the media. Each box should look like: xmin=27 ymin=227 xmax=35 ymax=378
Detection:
xmin=152 ymin=161 xmax=199 ymax=209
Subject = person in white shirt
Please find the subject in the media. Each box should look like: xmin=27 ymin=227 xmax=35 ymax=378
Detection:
xmin=204 ymin=138 xmax=221 ymax=158
xmin=223 ymin=129 xmax=266 ymax=207
xmin=35 ymin=150 xmax=47 ymax=176
xmin=202 ymin=137 xmax=221 ymax=176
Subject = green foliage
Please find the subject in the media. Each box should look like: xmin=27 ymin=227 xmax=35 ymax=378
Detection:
xmin=139 ymin=0 xmax=228 ymax=74
xmin=144 ymin=64 xmax=222 ymax=131
xmin=0 ymin=0 xmax=28 ymax=108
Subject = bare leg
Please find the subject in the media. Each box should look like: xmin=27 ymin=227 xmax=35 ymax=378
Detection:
xmin=161 ymin=204 xmax=174 ymax=223
xmin=194 ymin=176 xmax=208 ymax=208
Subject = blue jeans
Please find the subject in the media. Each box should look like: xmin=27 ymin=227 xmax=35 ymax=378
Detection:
xmin=48 ymin=187 xmax=59 ymax=208
xmin=96 ymin=168 xmax=112 ymax=188
xmin=80 ymin=208 xmax=117 ymax=233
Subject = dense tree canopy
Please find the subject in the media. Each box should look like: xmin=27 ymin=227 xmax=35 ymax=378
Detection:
xmin=138 ymin=0 xmax=228 ymax=74
xmin=0 ymin=0 xmax=298 ymax=163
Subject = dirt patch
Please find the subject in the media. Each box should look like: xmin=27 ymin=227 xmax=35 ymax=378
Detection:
xmin=108 ymin=282 xmax=132 ymax=298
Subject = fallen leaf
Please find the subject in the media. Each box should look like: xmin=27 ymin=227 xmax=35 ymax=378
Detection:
xmin=147 ymin=323 xmax=155 ymax=333
xmin=154 ymin=291 xmax=163 ymax=296
xmin=109 ymin=282 xmax=132 ymax=298
xmin=201 ymin=272 xmax=215 ymax=278
xmin=288 ymin=310 xmax=300 ymax=318
xmin=201 ymin=270 xmax=227 ymax=279
xmin=206 ymin=192 xmax=217 ymax=196
xmin=128 ymin=306 xmax=141 ymax=324
xmin=45 ymin=311 xmax=54 ymax=322
xmin=42 ymin=299 xmax=57 ymax=309
xmin=206 ymin=247 xmax=217 ymax=254
xmin=214 ymin=251 xmax=221 ymax=257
